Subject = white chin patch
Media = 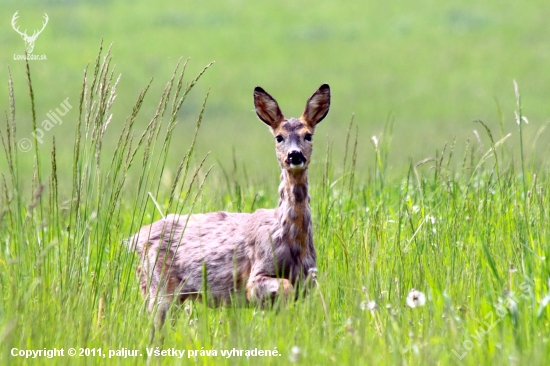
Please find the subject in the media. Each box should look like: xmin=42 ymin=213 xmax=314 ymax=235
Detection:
xmin=289 ymin=162 xmax=305 ymax=169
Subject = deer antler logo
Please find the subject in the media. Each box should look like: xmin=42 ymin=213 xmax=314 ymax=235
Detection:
xmin=11 ymin=11 xmax=49 ymax=54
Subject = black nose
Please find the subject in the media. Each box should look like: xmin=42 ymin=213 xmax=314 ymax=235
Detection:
xmin=287 ymin=150 xmax=306 ymax=165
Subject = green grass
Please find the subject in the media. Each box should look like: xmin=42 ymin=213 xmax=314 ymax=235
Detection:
xmin=2 ymin=0 xmax=550 ymax=174
xmin=1 ymin=46 xmax=549 ymax=365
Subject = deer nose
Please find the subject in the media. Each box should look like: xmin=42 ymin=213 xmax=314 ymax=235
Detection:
xmin=287 ymin=150 xmax=306 ymax=166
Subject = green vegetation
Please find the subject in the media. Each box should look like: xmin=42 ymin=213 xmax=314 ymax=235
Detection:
xmin=1 ymin=45 xmax=549 ymax=365
xmin=2 ymin=0 xmax=550 ymax=173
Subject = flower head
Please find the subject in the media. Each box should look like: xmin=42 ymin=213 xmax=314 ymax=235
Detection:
xmin=360 ymin=300 xmax=377 ymax=312
xmin=406 ymin=289 xmax=426 ymax=308
xmin=289 ymin=346 xmax=301 ymax=363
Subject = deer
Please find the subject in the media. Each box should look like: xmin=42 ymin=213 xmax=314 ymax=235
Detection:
xmin=11 ymin=11 xmax=49 ymax=54
xmin=127 ymin=84 xmax=330 ymax=339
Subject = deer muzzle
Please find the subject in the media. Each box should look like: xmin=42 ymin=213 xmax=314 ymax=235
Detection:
xmin=287 ymin=150 xmax=306 ymax=169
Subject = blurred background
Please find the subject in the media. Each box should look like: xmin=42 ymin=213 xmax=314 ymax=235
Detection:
xmin=1 ymin=0 xmax=549 ymax=182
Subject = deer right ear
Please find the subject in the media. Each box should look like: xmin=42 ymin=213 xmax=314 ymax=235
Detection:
xmin=254 ymin=87 xmax=284 ymax=129
xmin=302 ymin=83 xmax=330 ymax=127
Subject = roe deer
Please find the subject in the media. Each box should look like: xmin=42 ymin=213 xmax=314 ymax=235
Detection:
xmin=128 ymin=84 xmax=330 ymax=335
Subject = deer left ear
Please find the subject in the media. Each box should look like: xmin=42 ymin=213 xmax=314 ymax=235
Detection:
xmin=302 ymin=84 xmax=330 ymax=127
xmin=254 ymin=86 xmax=284 ymax=129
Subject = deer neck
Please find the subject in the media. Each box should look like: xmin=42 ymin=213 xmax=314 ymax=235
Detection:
xmin=276 ymin=169 xmax=312 ymax=255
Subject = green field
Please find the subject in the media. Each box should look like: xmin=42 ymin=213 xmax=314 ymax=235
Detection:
xmin=1 ymin=1 xmax=550 ymax=365
xmin=2 ymin=0 xmax=550 ymax=174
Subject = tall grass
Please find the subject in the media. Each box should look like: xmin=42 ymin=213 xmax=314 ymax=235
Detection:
xmin=4 ymin=0 xmax=550 ymax=174
xmin=1 ymin=46 xmax=549 ymax=365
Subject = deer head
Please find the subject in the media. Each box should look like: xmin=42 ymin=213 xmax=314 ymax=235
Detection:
xmin=11 ymin=11 xmax=49 ymax=54
xmin=254 ymin=84 xmax=330 ymax=173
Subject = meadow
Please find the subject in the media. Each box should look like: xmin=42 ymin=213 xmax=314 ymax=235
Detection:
xmin=1 ymin=1 xmax=550 ymax=365
xmin=2 ymin=0 xmax=550 ymax=173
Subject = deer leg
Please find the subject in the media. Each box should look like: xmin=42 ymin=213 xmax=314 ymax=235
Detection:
xmin=146 ymin=270 xmax=178 ymax=344
xmin=137 ymin=260 xmax=165 ymax=343
xmin=246 ymin=275 xmax=293 ymax=305
xmin=149 ymin=298 xmax=171 ymax=344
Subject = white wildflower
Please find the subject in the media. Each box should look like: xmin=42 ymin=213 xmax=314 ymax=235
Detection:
xmin=367 ymin=300 xmax=377 ymax=311
xmin=361 ymin=300 xmax=377 ymax=312
xmin=406 ymin=289 xmax=426 ymax=308
xmin=289 ymin=346 xmax=301 ymax=363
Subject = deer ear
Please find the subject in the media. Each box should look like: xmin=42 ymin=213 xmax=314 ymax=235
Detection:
xmin=254 ymin=87 xmax=284 ymax=128
xmin=302 ymin=84 xmax=330 ymax=127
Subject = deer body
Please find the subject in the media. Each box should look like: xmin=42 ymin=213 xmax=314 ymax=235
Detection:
xmin=128 ymin=84 xmax=330 ymax=334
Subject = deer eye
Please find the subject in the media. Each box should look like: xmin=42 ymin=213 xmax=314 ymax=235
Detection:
xmin=276 ymin=135 xmax=284 ymax=143
xmin=305 ymin=134 xmax=313 ymax=141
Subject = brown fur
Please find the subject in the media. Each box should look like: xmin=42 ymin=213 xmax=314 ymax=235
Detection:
xmin=127 ymin=84 xmax=330 ymax=333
